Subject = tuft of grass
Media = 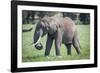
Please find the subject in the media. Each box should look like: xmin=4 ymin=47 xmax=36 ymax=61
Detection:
xmin=22 ymin=24 xmax=90 ymax=62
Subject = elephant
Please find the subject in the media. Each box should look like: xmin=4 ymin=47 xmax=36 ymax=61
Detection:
xmin=32 ymin=16 xmax=81 ymax=57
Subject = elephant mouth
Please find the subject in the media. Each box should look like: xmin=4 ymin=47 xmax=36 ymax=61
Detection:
xmin=32 ymin=36 xmax=42 ymax=46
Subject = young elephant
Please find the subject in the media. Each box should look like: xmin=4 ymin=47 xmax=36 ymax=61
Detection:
xmin=33 ymin=16 xmax=80 ymax=57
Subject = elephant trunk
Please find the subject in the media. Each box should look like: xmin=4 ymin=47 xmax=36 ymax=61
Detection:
xmin=32 ymin=28 xmax=43 ymax=46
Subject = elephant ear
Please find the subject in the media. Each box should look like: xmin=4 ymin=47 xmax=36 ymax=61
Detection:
xmin=55 ymin=20 xmax=61 ymax=30
xmin=41 ymin=16 xmax=61 ymax=34
xmin=51 ymin=17 xmax=61 ymax=31
xmin=41 ymin=16 xmax=51 ymax=27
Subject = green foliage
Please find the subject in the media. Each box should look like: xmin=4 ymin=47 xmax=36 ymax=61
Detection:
xmin=22 ymin=24 xmax=90 ymax=62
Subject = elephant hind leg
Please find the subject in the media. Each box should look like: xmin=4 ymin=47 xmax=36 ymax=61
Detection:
xmin=72 ymin=35 xmax=81 ymax=54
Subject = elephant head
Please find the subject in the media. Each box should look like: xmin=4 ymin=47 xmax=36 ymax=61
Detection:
xmin=33 ymin=16 xmax=61 ymax=46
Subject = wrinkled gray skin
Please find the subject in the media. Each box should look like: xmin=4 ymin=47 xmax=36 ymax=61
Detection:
xmin=33 ymin=16 xmax=80 ymax=56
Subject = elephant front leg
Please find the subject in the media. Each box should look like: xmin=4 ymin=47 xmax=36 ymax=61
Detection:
xmin=55 ymin=29 xmax=62 ymax=56
xmin=65 ymin=44 xmax=72 ymax=55
xmin=45 ymin=35 xmax=53 ymax=56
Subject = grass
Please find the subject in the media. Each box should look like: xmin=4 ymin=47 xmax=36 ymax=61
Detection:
xmin=22 ymin=24 xmax=90 ymax=62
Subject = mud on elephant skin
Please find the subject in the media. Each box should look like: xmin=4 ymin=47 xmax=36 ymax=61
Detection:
xmin=32 ymin=16 xmax=81 ymax=57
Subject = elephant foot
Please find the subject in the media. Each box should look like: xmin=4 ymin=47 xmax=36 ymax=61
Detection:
xmin=77 ymin=51 xmax=81 ymax=55
xmin=57 ymin=56 xmax=62 ymax=58
xmin=45 ymin=56 xmax=50 ymax=59
xmin=67 ymin=53 xmax=71 ymax=56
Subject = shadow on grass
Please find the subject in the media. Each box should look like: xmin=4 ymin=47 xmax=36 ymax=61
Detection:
xmin=29 ymin=55 xmax=43 ymax=59
xmin=23 ymin=54 xmax=45 ymax=62
xmin=22 ymin=27 xmax=33 ymax=32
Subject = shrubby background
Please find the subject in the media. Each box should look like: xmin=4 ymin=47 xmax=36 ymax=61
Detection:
xmin=22 ymin=10 xmax=90 ymax=25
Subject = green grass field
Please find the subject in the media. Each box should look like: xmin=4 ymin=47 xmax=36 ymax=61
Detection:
xmin=22 ymin=24 xmax=90 ymax=62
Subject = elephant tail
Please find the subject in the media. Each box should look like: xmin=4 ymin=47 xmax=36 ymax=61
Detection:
xmin=77 ymin=37 xmax=81 ymax=49
xmin=72 ymin=31 xmax=81 ymax=54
